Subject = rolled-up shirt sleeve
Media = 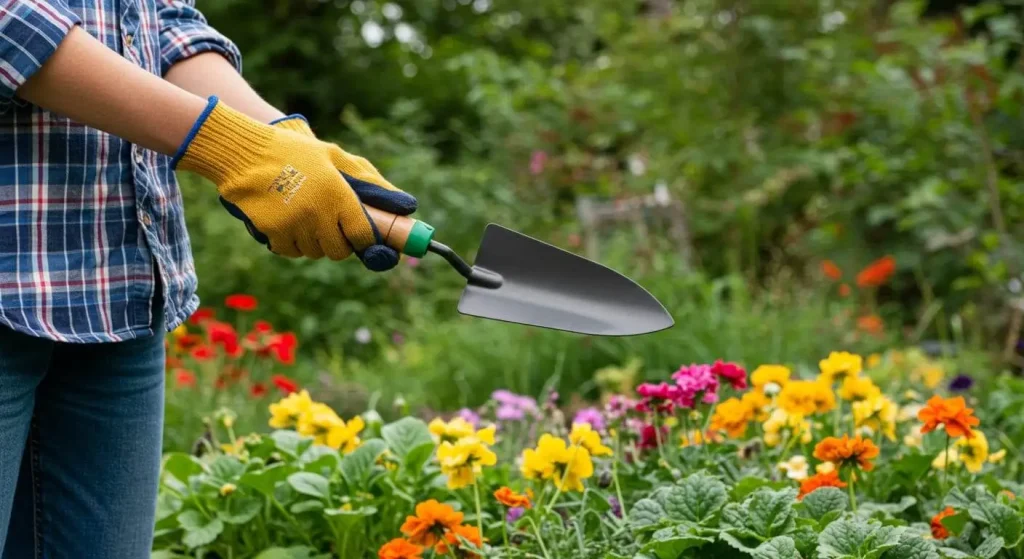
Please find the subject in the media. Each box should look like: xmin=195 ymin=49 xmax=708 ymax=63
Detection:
xmin=0 ymin=0 xmax=81 ymax=104
xmin=158 ymin=1 xmax=242 ymax=76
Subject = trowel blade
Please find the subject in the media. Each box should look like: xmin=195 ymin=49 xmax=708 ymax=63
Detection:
xmin=457 ymin=224 xmax=674 ymax=336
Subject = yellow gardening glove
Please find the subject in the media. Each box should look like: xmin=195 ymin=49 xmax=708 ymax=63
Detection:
xmin=174 ymin=99 xmax=416 ymax=271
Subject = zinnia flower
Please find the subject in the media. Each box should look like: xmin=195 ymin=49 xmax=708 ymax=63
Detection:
xmin=711 ymin=360 xmax=747 ymax=390
xmin=400 ymin=500 xmax=464 ymax=547
xmin=798 ymin=470 xmax=847 ymax=499
xmin=266 ymin=332 xmax=298 ymax=365
xmin=190 ymin=344 xmax=216 ymax=361
xmin=225 ymin=294 xmax=257 ymax=311
xmin=378 ymin=538 xmax=423 ymax=559
xmin=494 ymin=487 xmax=532 ymax=509
xmin=741 ymin=391 xmax=771 ymax=421
xmin=436 ymin=434 xmax=497 ymax=489
xmin=778 ymin=380 xmax=836 ymax=416
xmin=635 ymin=382 xmax=684 ymax=413
xmin=856 ymin=256 xmax=895 ymax=288
xmin=751 ymin=365 xmax=791 ymax=395
xmin=569 ymin=423 xmax=613 ymax=456
xmin=520 ymin=434 xmax=594 ymax=492
xmin=207 ymin=321 xmax=242 ymax=357
xmin=821 ymin=260 xmax=842 ymax=281
xmin=819 ymin=351 xmax=863 ymax=384
xmin=918 ymin=395 xmax=980 ymax=438
xmin=188 ymin=307 xmax=215 ymax=325
xmin=778 ymin=455 xmax=810 ymax=481
xmin=709 ymin=397 xmax=754 ymax=438
xmin=930 ymin=507 xmax=956 ymax=539
xmin=434 ymin=524 xmax=484 ymax=556
xmin=955 ymin=430 xmax=989 ymax=473
xmin=813 ymin=435 xmax=880 ymax=471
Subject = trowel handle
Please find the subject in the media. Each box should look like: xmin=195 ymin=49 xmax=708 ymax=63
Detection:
xmin=365 ymin=206 xmax=436 ymax=258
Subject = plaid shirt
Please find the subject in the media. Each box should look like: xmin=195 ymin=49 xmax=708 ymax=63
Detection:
xmin=0 ymin=0 xmax=241 ymax=342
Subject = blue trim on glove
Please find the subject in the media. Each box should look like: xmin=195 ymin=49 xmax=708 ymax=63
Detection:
xmin=171 ymin=96 xmax=219 ymax=169
xmin=268 ymin=114 xmax=309 ymax=126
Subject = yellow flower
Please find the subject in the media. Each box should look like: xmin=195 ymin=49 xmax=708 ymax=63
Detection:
xmin=956 ymin=430 xmax=989 ymax=473
xmin=852 ymin=395 xmax=898 ymax=441
xmin=220 ymin=438 xmax=245 ymax=456
xmin=569 ymin=423 xmax=612 ymax=456
xmin=819 ymin=351 xmax=863 ymax=384
xmin=679 ymin=430 xmax=709 ymax=447
xmin=989 ymin=449 xmax=1007 ymax=464
xmin=778 ymin=380 xmax=836 ymax=416
xmin=295 ymin=403 xmax=364 ymax=453
xmin=903 ymin=390 xmax=921 ymax=401
xmin=866 ymin=353 xmax=882 ymax=368
xmin=437 ymin=435 xmax=497 ymax=489
xmin=268 ymin=390 xmax=314 ymax=430
xmin=778 ymin=455 xmax=810 ymax=480
xmin=172 ymin=324 xmax=189 ymax=338
xmin=763 ymin=409 xmax=812 ymax=447
xmin=933 ymin=448 xmax=959 ymax=470
xmin=428 ymin=417 xmax=476 ymax=443
xmin=741 ymin=391 xmax=771 ymax=421
xmin=751 ymin=365 xmax=791 ymax=395
xmin=916 ymin=365 xmax=945 ymax=389
xmin=710 ymin=397 xmax=754 ymax=438
xmin=897 ymin=403 xmax=923 ymax=423
xmin=219 ymin=483 xmax=236 ymax=497
xmin=838 ymin=376 xmax=881 ymax=402
xmin=520 ymin=434 xmax=594 ymax=492
xmin=816 ymin=461 xmax=836 ymax=474
xmin=904 ymin=425 xmax=925 ymax=449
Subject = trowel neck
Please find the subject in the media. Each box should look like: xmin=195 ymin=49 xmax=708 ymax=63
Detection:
xmin=427 ymin=240 xmax=503 ymax=289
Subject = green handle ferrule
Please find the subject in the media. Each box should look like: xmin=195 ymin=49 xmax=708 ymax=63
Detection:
xmin=404 ymin=220 xmax=434 ymax=258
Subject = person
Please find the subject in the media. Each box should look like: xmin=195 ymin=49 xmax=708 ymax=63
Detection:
xmin=0 ymin=1 xmax=415 ymax=556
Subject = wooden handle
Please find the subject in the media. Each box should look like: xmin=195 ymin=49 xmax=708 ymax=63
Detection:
xmin=365 ymin=206 xmax=435 ymax=257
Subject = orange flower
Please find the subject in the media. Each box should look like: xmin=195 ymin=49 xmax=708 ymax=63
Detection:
xmin=838 ymin=283 xmax=851 ymax=297
xmin=918 ymin=395 xmax=980 ymax=439
xmin=225 ymin=294 xmax=258 ymax=311
xmin=400 ymin=500 xmax=464 ymax=547
xmin=378 ymin=538 xmax=424 ymax=559
xmin=821 ymin=260 xmax=843 ymax=281
xmin=856 ymin=256 xmax=895 ymax=288
xmin=173 ymin=369 xmax=196 ymax=388
xmin=494 ymin=487 xmax=532 ymax=509
xmin=930 ymin=507 xmax=956 ymax=539
xmin=813 ymin=435 xmax=880 ymax=471
xmin=856 ymin=314 xmax=884 ymax=336
xmin=435 ymin=524 xmax=484 ymax=556
xmin=798 ymin=470 xmax=847 ymax=499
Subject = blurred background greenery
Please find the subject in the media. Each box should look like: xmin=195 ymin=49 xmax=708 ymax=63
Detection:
xmin=175 ymin=0 xmax=1024 ymax=418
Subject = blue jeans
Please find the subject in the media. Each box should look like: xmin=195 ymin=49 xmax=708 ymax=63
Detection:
xmin=0 ymin=300 xmax=165 ymax=558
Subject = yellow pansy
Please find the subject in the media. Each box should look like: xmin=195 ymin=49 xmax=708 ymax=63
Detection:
xmin=429 ymin=417 xmax=476 ymax=443
xmin=520 ymin=434 xmax=594 ymax=492
xmin=437 ymin=435 xmax=497 ymax=489
xmin=956 ymin=430 xmax=989 ymax=473
xmin=818 ymin=351 xmax=863 ymax=384
xmin=778 ymin=380 xmax=836 ymax=416
xmin=838 ymin=376 xmax=881 ymax=402
xmin=751 ymin=365 xmax=791 ymax=395
xmin=763 ymin=409 xmax=812 ymax=447
xmin=778 ymin=455 xmax=810 ymax=481
xmin=852 ymin=394 xmax=898 ymax=441
xmin=268 ymin=390 xmax=314 ymax=429
xmin=917 ymin=365 xmax=945 ymax=390
xmin=569 ymin=423 xmax=612 ymax=456
xmin=295 ymin=403 xmax=364 ymax=453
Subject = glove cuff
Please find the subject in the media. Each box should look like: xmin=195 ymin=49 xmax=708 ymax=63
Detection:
xmin=173 ymin=97 xmax=275 ymax=183
xmin=270 ymin=114 xmax=314 ymax=137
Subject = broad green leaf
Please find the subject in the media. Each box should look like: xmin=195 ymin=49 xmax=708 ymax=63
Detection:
xmin=381 ymin=417 xmax=433 ymax=458
xmin=974 ymin=536 xmax=1004 ymax=559
xmin=641 ymin=526 xmax=712 ymax=559
xmin=879 ymin=532 xmax=939 ymax=559
xmin=629 ymin=498 xmax=667 ymax=531
xmin=720 ymin=503 xmax=748 ymax=531
xmin=732 ymin=477 xmax=789 ymax=501
xmin=940 ymin=512 xmax=970 ymax=537
xmin=859 ymin=497 xmax=917 ymax=518
xmin=719 ymin=532 xmax=758 ymax=553
xmin=178 ymin=510 xmax=224 ymax=549
xmin=802 ymin=488 xmax=849 ymax=520
xmin=162 ymin=453 xmax=203 ymax=484
xmin=218 ymin=494 xmax=262 ymax=524
xmin=937 ymin=548 xmax=973 ymax=559
xmin=340 ymin=439 xmax=387 ymax=489
xmin=271 ymin=430 xmax=313 ymax=458
xmin=791 ymin=525 xmax=818 ymax=557
xmin=155 ymin=492 xmax=183 ymax=522
xmin=972 ymin=503 xmax=1022 ymax=545
xmin=325 ymin=505 xmax=378 ymax=534
xmin=208 ymin=456 xmax=246 ymax=483
xmin=818 ymin=518 xmax=902 ymax=559
xmin=290 ymin=500 xmax=326 ymax=514
xmin=151 ymin=551 xmax=189 ymax=559
xmin=240 ymin=464 xmax=297 ymax=497
xmin=287 ymin=472 xmax=330 ymax=499
xmin=748 ymin=489 xmax=799 ymax=538
xmin=252 ymin=547 xmax=318 ymax=559
xmin=752 ymin=536 xmax=800 ymax=559
xmin=299 ymin=445 xmax=341 ymax=474
xmin=403 ymin=442 xmax=435 ymax=476
xmin=664 ymin=473 xmax=728 ymax=524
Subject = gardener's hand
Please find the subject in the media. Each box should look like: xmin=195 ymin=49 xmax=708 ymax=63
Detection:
xmin=174 ymin=98 xmax=416 ymax=271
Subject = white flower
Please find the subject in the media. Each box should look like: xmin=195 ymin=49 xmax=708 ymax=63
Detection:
xmin=777 ymin=455 xmax=809 ymax=480
xmin=354 ymin=327 xmax=372 ymax=344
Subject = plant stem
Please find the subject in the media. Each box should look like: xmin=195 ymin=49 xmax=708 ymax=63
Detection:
xmin=502 ymin=510 xmax=509 ymax=547
xmin=546 ymin=444 xmax=582 ymax=514
xmin=848 ymin=473 xmax=858 ymax=512
xmin=652 ymin=413 xmax=667 ymax=465
xmin=526 ymin=517 xmax=552 ymax=559
xmin=612 ymin=431 xmax=627 ymax=519
xmin=943 ymin=431 xmax=951 ymax=491
xmin=473 ymin=478 xmax=484 ymax=535
xmin=701 ymin=403 xmax=715 ymax=463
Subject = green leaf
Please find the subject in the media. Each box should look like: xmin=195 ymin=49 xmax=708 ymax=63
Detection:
xmin=641 ymin=526 xmax=712 ymax=559
xmin=325 ymin=505 xmax=378 ymax=533
xmin=937 ymin=548 xmax=973 ymax=559
xmin=974 ymin=536 xmax=1004 ymax=559
xmin=381 ymin=417 xmax=433 ymax=459
xmin=155 ymin=492 xmax=183 ymax=522
xmin=748 ymin=489 xmax=799 ymax=539
xmin=791 ymin=525 xmax=819 ymax=557
xmin=339 ymin=439 xmax=387 ymax=489
xmin=629 ymin=498 xmax=667 ymax=531
xmin=151 ymin=551 xmax=189 ymax=559
xmin=663 ymin=473 xmax=728 ymax=524
xmin=178 ymin=510 xmax=224 ymax=549
xmin=859 ymin=497 xmax=917 ymax=518
xmin=239 ymin=464 xmax=297 ymax=497
xmin=299 ymin=445 xmax=341 ymax=474
xmin=290 ymin=500 xmax=326 ymax=514
xmin=752 ymin=536 xmax=800 ymax=559
xmin=719 ymin=532 xmax=758 ymax=553
xmin=252 ymin=547 xmax=318 ymax=559
xmin=218 ymin=494 xmax=262 ymax=525
xmin=208 ymin=456 xmax=246 ymax=483
xmin=286 ymin=472 xmax=330 ymax=499
xmin=403 ymin=442 xmax=435 ymax=476
xmin=732 ymin=477 xmax=789 ymax=501
xmin=162 ymin=453 xmax=203 ymax=484
xmin=818 ymin=518 xmax=902 ymax=559
xmin=940 ymin=512 xmax=970 ymax=537
xmin=973 ymin=503 xmax=1022 ymax=545
xmin=271 ymin=430 xmax=313 ymax=458
xmin=802 ymin=488 xmax=849 ymax=520
xmin=879 ymin=532 xmax=939 ymax=559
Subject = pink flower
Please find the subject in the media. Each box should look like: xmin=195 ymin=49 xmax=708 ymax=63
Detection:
xmin=605 ymin=395 xmax=637 ymax=420
xmin=672 ymin=364 xmax=720 ymax=408
xmin=529 ymin=151 xmax=548 ymax=175
xmin=572 ymin=407 xmax=605 ymax=431
xmin=635 ymin=382 xmax=681 ymax=414
xmin=711 ymin=360 xmax=747 ymax=390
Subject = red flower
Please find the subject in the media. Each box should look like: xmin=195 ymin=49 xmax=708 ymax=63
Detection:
xmin=250 ymin=382 xmax=268 ymax=398
xmin=225 ymin=294 xmax=258 ymax=311
xmin=637 ymin=423 xmax=669 ymax=450
xmin=272 ymin=374 xmax=299 ymax=394
xmin=190 ymin=345 xmax=216 ymax=361
xmin=175 ymin=333 xmax=203 ymax=351
xmin=207 ymin=321 xmax=242 ymax=358
xmin=254 ymin=320 xmax=274 ymax=333
xmin=856 ymin=256 xmax=895 ymax=288
xmin=173 ymin=369 xmax=196 ymax=388
xmin=166 ymin=356 xmax=183 ymax=369
xmin=267 ymin=332 xmax=298 ymax=365
xmin=711 ymin=360 xmax=747 ymax=390
xmin=188 ymin=307 xmax=215 ymax=325
xmin=821 ymin=260 xmax=842 ymax=281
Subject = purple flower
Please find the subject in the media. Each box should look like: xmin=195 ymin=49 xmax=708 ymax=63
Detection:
xmin=608 ymin=496 xmax=622 ymax=518
xmin=457 ymin=408 xmax=480 ymax=426
xmin=492 ymin=390 xmax=539 ymax=422
xmin=529 ymin=151 xmax=548 ymax=175
xmin=506 ymin=507 xmax=525 ymax=524
xmin=572 ymin=407 xmax=605 ymax=431
xmin=949 ymin=374 xmax=974 ymax=392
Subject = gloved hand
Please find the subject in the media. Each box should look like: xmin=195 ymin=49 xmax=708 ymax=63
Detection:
xmin=173 ymin=98 xmax=416 ymax=271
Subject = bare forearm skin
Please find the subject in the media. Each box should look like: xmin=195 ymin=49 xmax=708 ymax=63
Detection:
xmin=165 ymin=52 xmax=284 ymax=123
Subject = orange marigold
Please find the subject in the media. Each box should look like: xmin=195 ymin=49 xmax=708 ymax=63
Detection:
xmin=930 ymin=507 xmax=956 ymax=540
xmin=918 ymin=395 xmax=980 ymax=439
xmin=400 ymin=500 xmax=464 ymax=547
xmin=494 ymin=487 xmax=532 ymax=509
xmin=856 ymin=314 xmax=884 ymax=336
xmin=856 ymin=256 xmax=895 ymax=288
xmin=813 ymin=435 xmax=880 ymax=471
xmin=378 ymin=538 xmax=424 ymax=559
xmin=798 ymin=470 xmax=847 ymax=499
xmin=821 ymin=260 xmax=843 ymax=281
xmin=709 ymin=397 xmax=754 ymax=438
xmin=435 ymin=524 xmax=484 ymax=556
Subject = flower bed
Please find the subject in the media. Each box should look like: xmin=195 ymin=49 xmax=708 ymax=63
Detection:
xmin=153 ymin=350 xmax=1023 ymax=559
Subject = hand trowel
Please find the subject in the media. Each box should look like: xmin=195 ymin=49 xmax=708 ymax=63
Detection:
xmin=368 ymin=208 xmax=674 ymax=336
